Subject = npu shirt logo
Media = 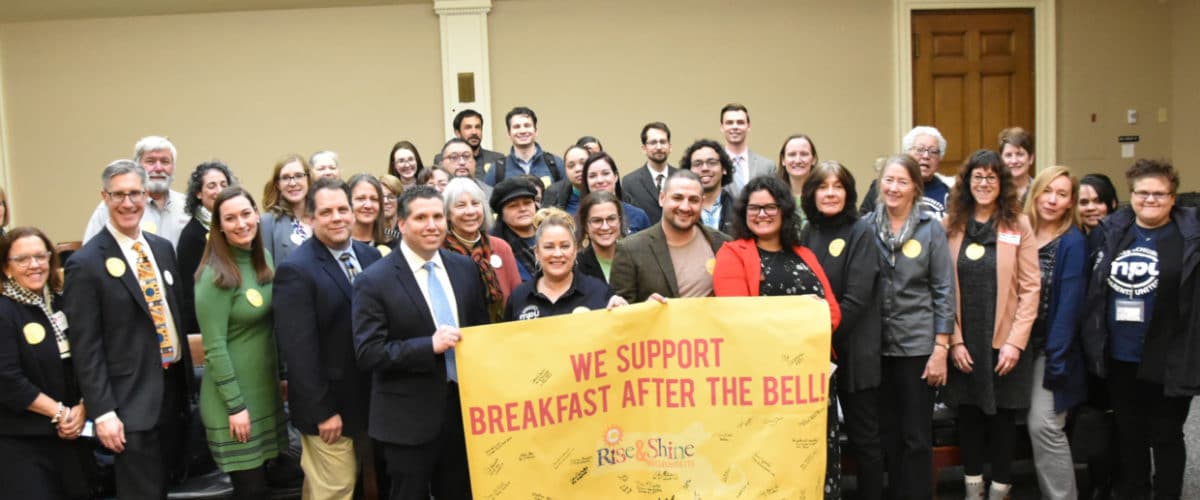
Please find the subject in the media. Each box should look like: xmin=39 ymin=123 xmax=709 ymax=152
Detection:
xmin=1108 ymin=247 xmax=1159 ymax=296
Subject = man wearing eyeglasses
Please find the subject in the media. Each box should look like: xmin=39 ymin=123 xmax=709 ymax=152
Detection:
xmin=610 ymin=169 xmax=731 ymax=303
xmin=680 ymin=139 xmax=736 ymax=234
xmin=863 ymin=126 xmax=955 ymax=219
xmin=439 ymin=138 xmax=493 ymax=198
xmin=623 ymin=122 xmax=678 ymax=223
xmin=64 ymin=159 xmax=194 ymax=498
xmin=82 ymin=136 xmax=189 ymax=247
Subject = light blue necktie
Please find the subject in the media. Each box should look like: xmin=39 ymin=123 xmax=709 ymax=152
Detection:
xmin=423 ymin=261 xmax=458 ymax=381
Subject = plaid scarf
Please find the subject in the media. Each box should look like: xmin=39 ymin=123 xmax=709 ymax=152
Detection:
xmin=444 ymin=231 xmax=504 ymax=307
xmin=3 ymin=278 xmax=70 ymax=359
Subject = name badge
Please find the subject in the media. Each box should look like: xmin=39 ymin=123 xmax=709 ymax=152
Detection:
xmin=1115 ymin=298 xmax=1145 ymax=323
xmin=490 ymin=254 xmax=503 ymax=268
xmin=163 ymin=270 xmax=174 ymax=287
xmin=998 ymin=231 xmax=1021 ymax=245
xmin=51 ymin=311 xmax=69 ymax=331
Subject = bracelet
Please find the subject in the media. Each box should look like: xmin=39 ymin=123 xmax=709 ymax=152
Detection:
xmin=935 ymin=343 xmax=950 ymax=351
xmin=50 ymin=401 xmax=64 ymax=424
xmin=1004 ymin=342 xmax=1024 ymax=352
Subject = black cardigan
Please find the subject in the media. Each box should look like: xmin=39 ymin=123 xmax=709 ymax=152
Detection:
xmin=800 ymin=217 xmax=883 ymax=392
xmin=0 ymin=295 xmax=79 ymax=436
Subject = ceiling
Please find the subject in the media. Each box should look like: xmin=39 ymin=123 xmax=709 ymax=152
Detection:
xmin=0 ymin=0 xmax=425 ymax=24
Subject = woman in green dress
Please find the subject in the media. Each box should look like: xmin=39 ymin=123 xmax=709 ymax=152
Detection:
xmin=195 ymin=186 xmax=287 ymax=499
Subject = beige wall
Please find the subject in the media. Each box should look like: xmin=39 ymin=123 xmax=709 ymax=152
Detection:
xmin=1 ymin=0 xmax=1193 ymax=242
xmin=489 ymin=0 xmax=896 ymax=191
xmin=1056 ymin=0 xmax=1177 ymax=191
xmin=1170 ymin=0 xmax=1198 ymax=192
xmin=0 ymin=4 xmax=443 ymax=241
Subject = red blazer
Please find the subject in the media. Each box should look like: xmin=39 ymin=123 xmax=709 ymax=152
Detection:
xmin=713 ymin=238 xmax=843 ymax=334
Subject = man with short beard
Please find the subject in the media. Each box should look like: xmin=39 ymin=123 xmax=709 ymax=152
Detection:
xmin=439 ymin=138 xmax=493 ymax=198
xmin=623 ymin=122 xmax=678 ymax=222
xmin=432 ymin=109 xmax=505 ymax=180
xmin=83 ymin=136 xmax=190 ymax=247
xmin=610 ymin=170 xmax=731 ymax=303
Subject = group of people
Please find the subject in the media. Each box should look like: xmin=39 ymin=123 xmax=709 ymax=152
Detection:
xmin=0 ymin=102 xmax=1195 ymax=500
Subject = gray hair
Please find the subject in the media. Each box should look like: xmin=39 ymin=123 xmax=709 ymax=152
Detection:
xmin=310 ymin=150 xmax=339 ymax=167
xmin=901 ymin=126 xmax=947 ymax=160
xmin=442 ymin=177 xmax=493 ymax=233
xmin=133 ymin=136 xmax=177 ymax=165
xmin=101 ymin=159 xmax=147 ymax=191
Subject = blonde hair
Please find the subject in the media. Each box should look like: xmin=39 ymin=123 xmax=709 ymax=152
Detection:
xmin=533 ymin=207 xmax=577 ymax=243
xmin=1023 ymin=165 xmax=1080 ymax=237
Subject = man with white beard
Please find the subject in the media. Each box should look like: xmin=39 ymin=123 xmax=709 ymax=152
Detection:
xmin=83 ymin=136 xmax=189 ymax=247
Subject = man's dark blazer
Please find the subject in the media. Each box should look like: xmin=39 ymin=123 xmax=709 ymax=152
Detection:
xmin=274 ymin=238 xmax=381 ymax=436
xmin=352 ymin=247 xmax=489 ymax=446
xmin=63 ymin=227 xmax=194 ymax=432
xmin=622 ymin=163 xmax=677 ymax=222
xmin=609 ymin=223 xmax=730 ymax=302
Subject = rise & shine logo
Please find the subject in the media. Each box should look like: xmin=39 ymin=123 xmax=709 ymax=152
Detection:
xmin=595 ymin=425 xmax=697 ymax=468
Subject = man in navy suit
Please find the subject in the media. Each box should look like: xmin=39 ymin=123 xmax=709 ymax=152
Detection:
xmin=274 ymin=177 xmax=382 ymax=499
xmin=64 ymin=159 xmax=194 ymax=498
xmin=353 ymin=185 xmax=489 ymax=500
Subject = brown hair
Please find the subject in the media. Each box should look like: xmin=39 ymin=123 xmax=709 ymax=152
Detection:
xmin=1125 ymin=158 xmax=1179 ymax=194
xmin=347 ymin=173 xmax=389 ymax=244
xmin=0 ymin=227 xmax=63 ymax=292
xmin=198 ymin=187 xmax=273 ymax=289
xmin=262 ymin=154 xmax=311 ymax=217
xmin=945 ymin=149 xmax=1021 ymax=235
xmin=775 ymin=134 xmax=820 ymax=184
xmin=0 ymin=184 xmax=9 ymax=228
xmin=998 ymin=126 xmax=1034 ymax=155
xmin=1023 ymin=165 xmax=1080 ymax=237
xmin=875 ymin=154 xmax=924 ymax=209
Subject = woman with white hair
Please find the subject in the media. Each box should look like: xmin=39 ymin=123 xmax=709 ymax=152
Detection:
xmin=442 ymin=178 xmax=521 ymax=322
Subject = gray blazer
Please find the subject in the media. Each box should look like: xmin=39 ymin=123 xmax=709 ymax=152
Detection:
xmin=623 ymin=163 xmax=677 ymax=222
xmin=261 ymin=211 xmax=306 ymax=264
xmin=867 ymin=209 xmax=956 ymax=357
xmin=726 ymin=150 xmax=776 ymax=197
xmin=609 ymin=223 xmax=731 ymax=302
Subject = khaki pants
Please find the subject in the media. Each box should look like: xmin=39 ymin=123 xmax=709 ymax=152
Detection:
xmin=300 ymin=434 xmax=357 ymax=500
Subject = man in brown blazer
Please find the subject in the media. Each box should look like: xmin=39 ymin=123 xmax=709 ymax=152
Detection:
xmin=610 ymin=170 xmax=731 ymax=302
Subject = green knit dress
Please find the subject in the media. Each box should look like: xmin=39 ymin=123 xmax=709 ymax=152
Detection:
xmin=195 ymin=247 xmax=287 ymax=472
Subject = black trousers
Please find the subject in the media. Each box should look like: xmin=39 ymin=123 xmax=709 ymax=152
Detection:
xmin=1108 ymin=360 xmax=1192 ymax=499
xmin=956 ymin=405 xmax=1017 ymax=483
xmin=879 ymin=356 xmax=933 ymax=500
xmin=839 ymin=386 xmax=883 ymax=500
xmin=383 ymin=383 xmax=471 ymax=500
xmin=114 ymin=361 xmax=190 ymax=499
xmin=0 ymin=435 xmax=93 ymax=499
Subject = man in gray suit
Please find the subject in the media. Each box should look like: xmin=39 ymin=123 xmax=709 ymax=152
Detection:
xmin=720 ymin=103 xmax=776 ymax=196
xmin=610 ymin=170 xmax=731 ymax=303
xmin=621 ymin=122 xmax=677 ymax=222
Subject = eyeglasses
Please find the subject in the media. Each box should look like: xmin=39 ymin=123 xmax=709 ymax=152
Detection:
xmin=105 ymin=190 xmax=146 ymax=203
xmin=910 ymin=147 xmax=941 ymax=157
xmin=971 ymin=174 xmax=999 ymax=185
xmin=8 ymin=251 xmax=52 ymax=268
xmin=444 ymin=153 xmax=472 ymax=163
xmin=279 ymin=174 xmax=306 ymax=185
xmin=588 ymin=215 xmax=620 ymax=228
xmin=747 ymin=204 xmax=781 ymax=216
xmin=1132 ymin=190 xmax=1173 ymax=201
xmin=690 ymin=158 xmax=722 ymax=169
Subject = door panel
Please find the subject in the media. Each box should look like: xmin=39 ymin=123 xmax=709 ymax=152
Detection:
xmin=913 ymin=9 xmax=1034 ymax=174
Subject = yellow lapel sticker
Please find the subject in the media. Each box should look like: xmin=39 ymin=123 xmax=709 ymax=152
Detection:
xmin=966 ymin=243 xmax=985 ymax=260
xmin=705 ymin=258 xmax=716 ymax=275
xmin=828 ymin=238 xmax=846 ymax=258
xmin=106 ymin=257 xmax=127 ymax=278
xmin=23 ymin=323 xmax=46 ymax=345
xmin=142 ymin=220 xmax=158 ymax=235
xmin=377 ymin=245 xmax=393 ymax=257
xmin=902 ymin=239 xmax=922 ymax=259
xmin=246 ymin=289 xmax=264 ymax=308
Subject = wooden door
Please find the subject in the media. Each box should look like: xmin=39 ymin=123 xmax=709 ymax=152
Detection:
xmin=912 ymin=9 xmax=1034 ymax=174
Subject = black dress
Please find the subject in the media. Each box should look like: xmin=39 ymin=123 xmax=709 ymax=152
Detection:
xmin=756 ymin=247 xmax=840 ymax=500
xmin=175 ymin=216 xmax=209 ymax=334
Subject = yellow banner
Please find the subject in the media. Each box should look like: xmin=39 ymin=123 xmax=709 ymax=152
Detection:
xmin=457 ymin=296 xmax=832 ymax=499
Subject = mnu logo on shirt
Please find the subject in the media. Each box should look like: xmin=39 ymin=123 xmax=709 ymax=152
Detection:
xmin=1108 ymin=247 xmax=1160 ymax=296
xmin=518 ymin=305 xmax=541 ymax=321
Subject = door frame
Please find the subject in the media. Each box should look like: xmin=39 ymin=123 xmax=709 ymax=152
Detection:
xmin=895 ymin=0 xmax=1057 ymax=166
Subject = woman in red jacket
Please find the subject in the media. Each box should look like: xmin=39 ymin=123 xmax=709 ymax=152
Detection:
xmin=712 ymin=175 xmax=841 ymax=498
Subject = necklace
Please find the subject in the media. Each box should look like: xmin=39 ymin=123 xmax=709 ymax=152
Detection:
xmin=452 ymin=230 xmax=481 ymax=246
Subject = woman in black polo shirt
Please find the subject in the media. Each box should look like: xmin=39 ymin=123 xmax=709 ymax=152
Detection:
xmin=504 ymin=208 xmax=627 ymax=321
